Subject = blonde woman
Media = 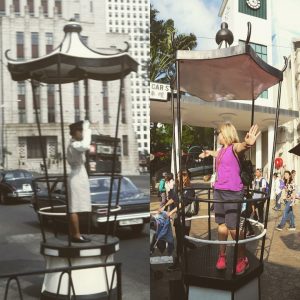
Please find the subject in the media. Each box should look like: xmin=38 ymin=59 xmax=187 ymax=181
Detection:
xmin=199 ymin=123 xmax=260 ymax=275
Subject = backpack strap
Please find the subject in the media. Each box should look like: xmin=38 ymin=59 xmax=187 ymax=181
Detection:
xmin=231 ymin=145 xmax=241 ymax=169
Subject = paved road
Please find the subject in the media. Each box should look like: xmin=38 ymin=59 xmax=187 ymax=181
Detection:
xmin=0 ymin=175 xmax=150 ymax=300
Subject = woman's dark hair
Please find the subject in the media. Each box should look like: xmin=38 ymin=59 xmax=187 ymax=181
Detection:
xmin=284 ymin=170 xmax=292 ymax=185
xmin=165 ymin=173 xmax=173 ymax=181
xmin=273 ymin=173 xmax=278 ymax=177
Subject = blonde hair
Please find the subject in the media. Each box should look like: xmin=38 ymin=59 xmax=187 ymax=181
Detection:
xmin=219 ymin=122 xmax=239 ymax=145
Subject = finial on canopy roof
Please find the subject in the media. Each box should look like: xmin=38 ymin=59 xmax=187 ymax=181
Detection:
xmin=215 ymin=22 xmax=234 ymax=48
xmin=63 ymin=19 xmax=82 ymax=33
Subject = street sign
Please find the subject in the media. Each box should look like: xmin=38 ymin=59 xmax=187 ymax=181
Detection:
xmin=150 ymin=82 xmax=172 ymax=101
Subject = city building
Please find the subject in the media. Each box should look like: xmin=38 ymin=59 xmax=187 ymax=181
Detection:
xmin=0 ymin=0 xmax=140 ymax=175
xmin=218 ymin=0 xmax=300 ymax=184
xmin=106 ymin=0 xmax=150 ymax=154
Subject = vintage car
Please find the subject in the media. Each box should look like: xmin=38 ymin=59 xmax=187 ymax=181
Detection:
xmin=0 ymin=169 xmax=34 ymax=204
xmin=32 ymin=175 xmax=150 ymax=233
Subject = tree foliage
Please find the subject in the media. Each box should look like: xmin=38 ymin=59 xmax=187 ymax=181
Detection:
xmin=150 ymin=5 xmax=197 ymax=83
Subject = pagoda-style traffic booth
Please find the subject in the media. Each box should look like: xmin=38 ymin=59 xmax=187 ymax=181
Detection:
xmin=6 ymin=20 xmax=138 ymax=299
xmin=170 ymin=22 xmax=286 ymax=300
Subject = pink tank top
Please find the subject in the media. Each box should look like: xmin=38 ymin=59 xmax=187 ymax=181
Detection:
xmin=214 ymin=145 xmax=243 ymax=192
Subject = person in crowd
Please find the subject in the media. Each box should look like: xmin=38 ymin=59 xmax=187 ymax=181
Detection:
xmin=276 ymin=170 xmax=296 ymax=231
xmin=164 ymin=173 xmax=174 ymax=201
xmin=291 ymin=170 xmax=296 ymax=182
xmin=199 ymin=123 xmax=260 ymax=275
xmin=252 ymin=169 xmax=268 ymax=224
xmin=272 ymin=173 xmax=283 ymax=211
xmin=158 ymin=172 xmax=168 ymax=208
xmin=159 ymin=170 xmax=196 ymax=271
xmin=67 ymin=120 xmax=92 ymax=243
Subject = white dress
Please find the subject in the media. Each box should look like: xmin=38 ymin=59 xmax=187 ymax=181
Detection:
xmin=67 ymin=126 xmax=92 ymax=213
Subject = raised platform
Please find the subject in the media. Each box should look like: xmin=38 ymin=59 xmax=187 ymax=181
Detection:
xmin=41 ymin=235 xmax=119 ymax=258
xmin=184 ymin=245 xmax=263 ymax=291
xmin=40 ymin=234 xmax=120 ymax=299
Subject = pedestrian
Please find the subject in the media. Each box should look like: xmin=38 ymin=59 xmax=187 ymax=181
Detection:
xmin=67 ymin=120 xmax=92 ymax=243
xmin=199 ymin=123 xmax=261 ymax=275
xmin=165 ymin=173 xmax=175 ymax=201
xmin=272 ymin=173 xmax=283 ymax=211
xmin=158 ymin=172 xmax=167 ymax=208
xmin=276 ymin=171 xmax=296 ymax=231
xmin=159 ymin=169 xmax=196 ymax=271
xmin=252 ymin=168 xmax=268 ymax=224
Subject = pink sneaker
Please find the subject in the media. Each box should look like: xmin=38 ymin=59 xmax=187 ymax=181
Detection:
xmin=235 ymin=257 xmax=249 ymax=275
xmin=216 ymin=254 xmax=227 ymax=270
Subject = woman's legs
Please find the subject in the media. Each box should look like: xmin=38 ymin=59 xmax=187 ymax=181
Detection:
xmin=218 ymin=223 xmax=229 ymax=255
xmin=278 ymin=201 xmax=291 ymax=228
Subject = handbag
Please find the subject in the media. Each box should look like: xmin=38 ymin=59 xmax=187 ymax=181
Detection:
xmin=185 ymin=200 xmax=199 ymax=217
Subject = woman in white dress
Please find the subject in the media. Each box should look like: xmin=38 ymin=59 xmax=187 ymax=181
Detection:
xmin=67 ymin=120 xmax=92 ymax=243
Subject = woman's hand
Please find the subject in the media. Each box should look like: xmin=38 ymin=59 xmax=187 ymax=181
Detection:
xmin=245 ymin=125 xmax=261 ymax=146
xmin=199 ymin=150 xmax=210 ymax=159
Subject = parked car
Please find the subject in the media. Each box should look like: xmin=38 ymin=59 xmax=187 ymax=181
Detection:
xmin=0 ymin=169 xmax=34 ymax=204
xmin=32 ymin=176 xmax=150 ymax=233
xmin=184 ymin=146 xmax=214 ymax=177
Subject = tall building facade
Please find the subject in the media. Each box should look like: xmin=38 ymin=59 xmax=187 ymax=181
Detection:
xmin=0 ymin=0 xmax=140 ymax=175
xmin=106 ymin=0 xmax=150 ymax=154
xmin=219 ymin=0 xmax=299 ymax=182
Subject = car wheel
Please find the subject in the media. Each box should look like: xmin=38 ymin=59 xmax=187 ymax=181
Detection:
xmin=131 ymin=224 xmax=145 ymax=234
xmin=0 ymin=192 xmax=7 ymax=204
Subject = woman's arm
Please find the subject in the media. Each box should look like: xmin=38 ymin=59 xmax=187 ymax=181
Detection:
xmin=199 ymin=150 xmax=219 ymax=158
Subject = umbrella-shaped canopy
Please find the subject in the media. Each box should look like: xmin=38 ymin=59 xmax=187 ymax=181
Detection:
xmin=288 ymin=143 xmax=300 ymax=156
xmin=6 ymin=21 xmax=138 ymax=84
xmin=176 ymin=44 xmax=283 ymax=101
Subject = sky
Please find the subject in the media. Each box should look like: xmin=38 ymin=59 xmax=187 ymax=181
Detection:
xmin=151 ymin=0 xmax=300 ymax=67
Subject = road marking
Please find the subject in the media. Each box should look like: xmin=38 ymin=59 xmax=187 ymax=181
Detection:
xmin=6 ymin=233 xmax=42 ymax=243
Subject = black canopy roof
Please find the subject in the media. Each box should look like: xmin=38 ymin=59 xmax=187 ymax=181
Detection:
xmin=6 ymin=21 xmax=138 ymax=84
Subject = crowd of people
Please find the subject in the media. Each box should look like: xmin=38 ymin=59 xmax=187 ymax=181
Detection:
xmin=152 ymin=122 xmax=298 ymax=278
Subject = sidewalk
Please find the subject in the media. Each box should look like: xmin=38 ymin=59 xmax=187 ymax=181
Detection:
xmin=150 ymin=184 xmax=300 ymax=300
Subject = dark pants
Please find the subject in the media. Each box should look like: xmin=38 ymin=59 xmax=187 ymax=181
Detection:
xmin=255 ymin=201 xmax=264 ymax=224
xmin=275 ymin=192 xmax=282 ymax=210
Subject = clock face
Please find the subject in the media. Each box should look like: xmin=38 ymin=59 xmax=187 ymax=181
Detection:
xmin=246 ymin=0 xmax=261 ymax=10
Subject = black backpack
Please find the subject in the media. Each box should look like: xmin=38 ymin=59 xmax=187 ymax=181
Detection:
xmin=232 ymin=147 xmax=254 ymax=186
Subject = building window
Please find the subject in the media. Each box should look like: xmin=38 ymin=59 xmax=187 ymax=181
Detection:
xmin=74 ymin=82 xmax=80 ymax=122
xmin=16 ymin=32 xmax=24 ymax=59
xmin=121 ymin=88 xmax=126 ymax=124
xmin=240 ymin=40 xmax=268 ymax=98
xmin=48 ymin=84 xmax=55 ymax=123
xmin=238 ymin=0 xmax=267 ymax=19
xmin=90 ymin=1 xmax=93 ymax=13
xmin=27 ymin=0 xmax=34 ymax=15
xmin=74 ymin=13 xmax=80 ymax=21
xmin=19 ymin=109 xmax=26 ymax=123
xmin=0 ymin=0 xmax=5 ymax=15
xmin=122 ymin=135 xmax=128 ymax=156
xmin=31 ymin=32 xmax=39 ymax=58
xmin=103 ymin=81 xmax=109 ymax=124
xmin=41 ymin=0 xmax=48 ymax=16
xmin=13 ymin=0 xmax=20 ymax=14
xmin=18 ymin=81 xmax=26 ymax=123
xmin=45 ymin=32 xmax=53 ymax=54
xmin=84 ymin=80 xmax=89 ymax=119
xmin=27 ymin=137 xmax=47 ymax=159
xmin=33 ymin=86 xmax=40 ymax=121
xmin=55 ymin=0 xmax=62 ymax=16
